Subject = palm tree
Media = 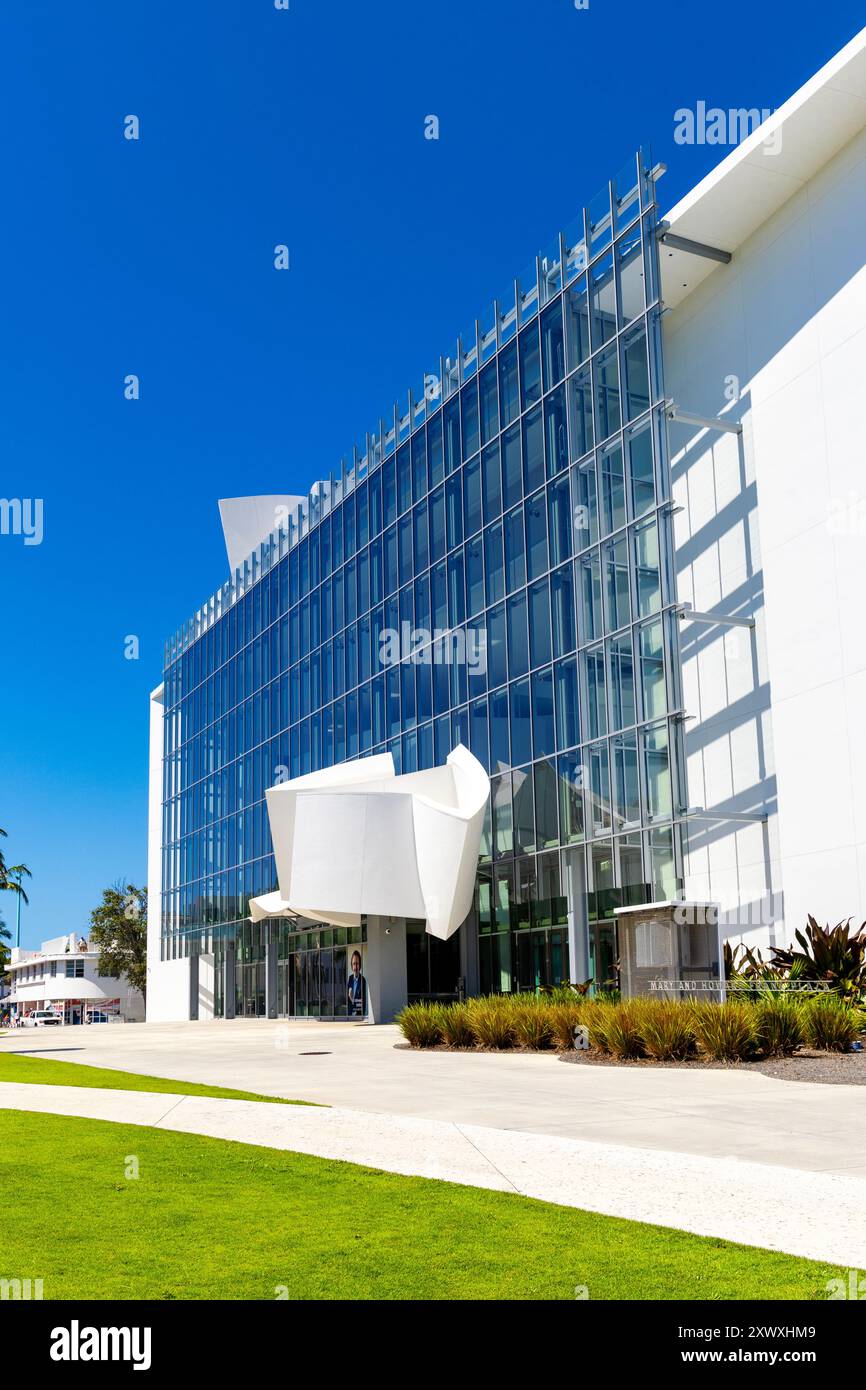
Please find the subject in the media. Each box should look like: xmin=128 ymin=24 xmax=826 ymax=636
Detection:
xmin=0 ymin=911 xmax=11 ymax=978
xmin=0 ymin=828 xmax=30 ymax=904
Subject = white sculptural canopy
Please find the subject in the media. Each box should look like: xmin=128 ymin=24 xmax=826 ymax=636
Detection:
xmin=249 ymin=743 xmax=489 ymax=941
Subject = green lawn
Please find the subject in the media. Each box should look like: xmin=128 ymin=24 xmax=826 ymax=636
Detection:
xmin=0 ymin=1109 xmax=854 ymax=1300
xmin=0 ymin=1051 xmax=314 ymax=1106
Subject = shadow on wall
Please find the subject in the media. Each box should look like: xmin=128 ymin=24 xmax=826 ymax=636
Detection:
xmin=665 ymin=152 xmax=866 ymax=939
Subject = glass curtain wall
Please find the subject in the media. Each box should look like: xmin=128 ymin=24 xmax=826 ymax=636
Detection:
xmin=160 ymin=150 xmax=686 ymax=1007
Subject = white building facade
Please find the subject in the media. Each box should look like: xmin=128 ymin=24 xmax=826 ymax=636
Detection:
xmin=6 ymin=934 xmax=145 ymax=1024
xmin=661 ymin=27 xmax=866 ymax=947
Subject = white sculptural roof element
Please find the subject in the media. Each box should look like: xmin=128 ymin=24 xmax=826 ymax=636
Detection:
xmin=218 ymin=495 xmax=304 ymax=575
xmin=249 ymin=743 xmax=490 ymax=941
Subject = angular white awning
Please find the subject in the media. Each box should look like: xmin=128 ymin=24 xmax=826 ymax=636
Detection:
xmin=249 ymin=743 xmax=489 ymax=941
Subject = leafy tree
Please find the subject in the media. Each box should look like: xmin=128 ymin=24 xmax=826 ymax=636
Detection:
xmin=88 ymin=881 xmax=147 ymax=1002
xmin=0 ymin=828 xmax=30 ymax=902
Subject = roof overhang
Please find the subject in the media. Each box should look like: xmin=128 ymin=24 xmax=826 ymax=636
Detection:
xmin=8 ymin=979 xmax=114 ymax=1003
xmin=660 ymin=26 xmax=866 ymax=311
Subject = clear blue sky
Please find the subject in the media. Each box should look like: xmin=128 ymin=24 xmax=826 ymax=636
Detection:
xmin=1 ymin=0 xmax=862 ymax=949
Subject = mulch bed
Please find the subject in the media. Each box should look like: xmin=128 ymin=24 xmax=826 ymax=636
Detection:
xmin=395 ymin=1041 xmax=866 ymax=1082
xmin=558 ymin=1047 xmax=866 ymax=1084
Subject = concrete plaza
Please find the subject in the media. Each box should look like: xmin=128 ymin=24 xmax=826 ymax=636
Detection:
xmin=5 ymin=1018 xmax=866 ymax=1176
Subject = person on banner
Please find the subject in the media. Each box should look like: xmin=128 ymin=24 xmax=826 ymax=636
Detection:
xmin=347 ymin=950 xmax=367 ymax=1018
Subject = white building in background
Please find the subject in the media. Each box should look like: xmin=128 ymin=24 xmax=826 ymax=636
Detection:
xmin=5 ymin=933 xmax=145 ymax=1024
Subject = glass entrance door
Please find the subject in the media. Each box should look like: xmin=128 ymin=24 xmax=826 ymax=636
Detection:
xmin=589 ymin=921 xmax=618 ymax=993
xmin=406 ymin=919 xmax=461 ymax=1003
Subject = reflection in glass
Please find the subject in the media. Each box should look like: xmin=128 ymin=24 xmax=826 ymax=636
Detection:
xmin=639 ymin=619 xmax=666 ymax=719
xmin=634 ymin=518 xmax=660 ymax=616
xmin=642 ymin=721 xmax=671 ymax=820
xmin=584 ymin=645 xmax=607 ymax=740
xmin=608 ymin=631 xmax=636 ymax=730
xmin=558 ymin=753 xmax=585 ymax=843
xmin=594 ymin=345 xmax=621 ymax=442
xmin=613 ymin=733 xmax=640 ymax=828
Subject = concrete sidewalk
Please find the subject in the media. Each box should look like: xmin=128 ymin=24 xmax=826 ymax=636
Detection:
xmin=5 ymin=1019 xmax=866 ymax=1176
xmin=2 ymin=1079 xmax=865 ymax=1270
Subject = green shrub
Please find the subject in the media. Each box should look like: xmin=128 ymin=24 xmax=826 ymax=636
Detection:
xmin=547 ymin=1002 xmax=586 ymax=1051
xmin=542 ymin=981 xmax=593 ymax=1002
xmin=466 ymin=997 xmax=516 ymax=1049
xmin=769 ymin=916 xmax=866 ymax=1002
xmin=397 ymin=1002 xmax=445 ymax=1048
xmin=753 ymin=996 xmax=804 ymax=1057
xmin=511 ymin=999 xmax=554 ymax=1050
xmin=692 ymin=1001 xmax=756 ymax=1061
xmin=439 ymin=1003 xmax=474 ymax=1048
xmin=589 ymin=1001 xmax=646 ymax=1059
xmin=803 ymin=995 xmax=859 ymax=1052
xmin=635 ymin=999 xmax=696 ymax=1061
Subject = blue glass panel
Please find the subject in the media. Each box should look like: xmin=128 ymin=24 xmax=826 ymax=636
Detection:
xmin=509 ymin=678 xmax=532 ymax=766
xmin=428 ymin=410 xmax=444 ymax=487
xmin=531 ymin=667 xmax=555 ymax=759
xmin=506 ymin=591 xmax=528 ymax=679
xmin=525 ymin=492 xmax=548 ymax=581
xmin=397 ymin=445 xmax=412 ymax=515
xmin=528 ymin=578 xmax=551 ymax=669
xmin=484 ymin=522 xmax=504 ymax=605
xmin=544 ymin=384 xmax=568 ymax=479
xmin=466 ymin=536 xmax=484 ymax=618
xmin=489 ymin=687 xmax=510 ymax=770
xmin=502 ymin=423 xmax=522 ymax=511
xmin=480 ymin=359 xmax=498 ymax=445
xmin=498 ymin=338 xmax=519 ymax=428
xmin=504 ymin=507 xmax=526 ymax=594
xmin=411 ymin=428 xmax=428 ymax=501
xmin=519 ymin=322 xmax=541 ymax=410
xmin=429 ymin=486 xmax=446 ymax=562
xmin=463 ymin=453 xmax=482 ymax=537
xmin=461 ymin=379 xmax=479 ymax=460
xmin=482 ymin=441 xmax=502 ymax=521
xmin=554 ymin=656 xmax=579 ymax=750
xmin=469 ymin=696 xmax=490 ymax=772
xmin=487 ymin=603 xmax=507 ymax=690
xmin=541 ymin=298 xmax=565 ymax=391
xmin=446 ymin=474 xmax=463 ymax=550
xmin=522 ymin=404 xmax=544 ymax=495
xmin=383 ymin=455 xmax=397 ymax=527
xmin=444 ymin=395 xmax=462 ymax=475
